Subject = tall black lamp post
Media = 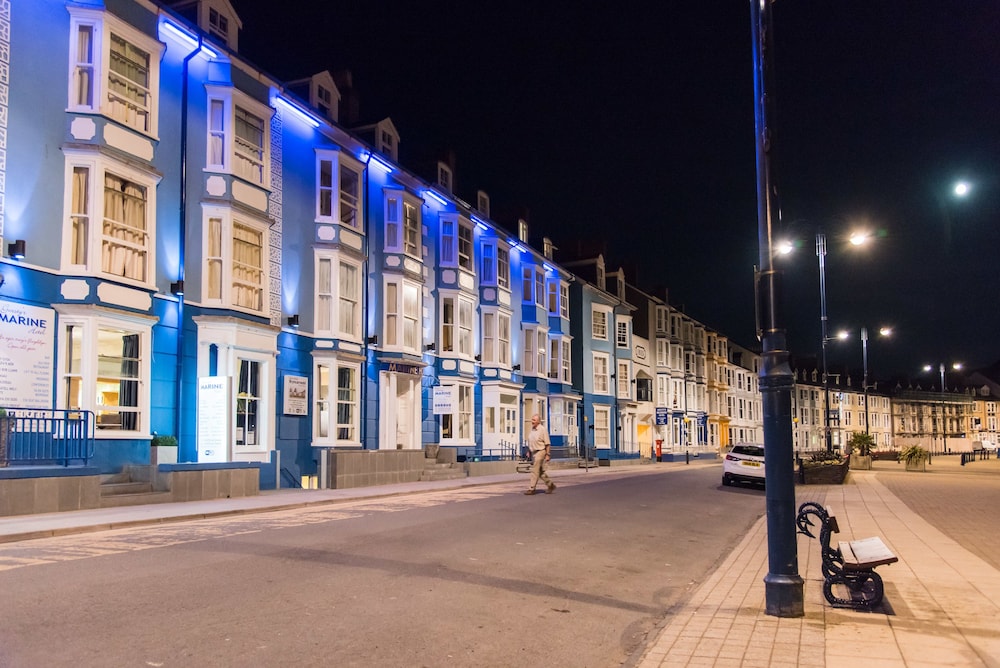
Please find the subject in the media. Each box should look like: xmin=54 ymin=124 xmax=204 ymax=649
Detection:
xmin=750 ymin=0 xmax=803 ymax=617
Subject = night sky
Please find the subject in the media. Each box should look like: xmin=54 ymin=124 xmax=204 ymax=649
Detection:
xmin=229 ymin=0 xmax=1000 ymax=382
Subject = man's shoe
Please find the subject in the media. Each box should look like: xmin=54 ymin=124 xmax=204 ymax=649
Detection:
xmin=523 ymin=489 xmax=536 ymax=495
xmin=546 ymin=483 xmax=556 ymax=494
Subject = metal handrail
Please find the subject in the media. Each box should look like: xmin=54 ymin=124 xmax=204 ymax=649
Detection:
xmin=1 ymin=408 xmax=95 ymax=466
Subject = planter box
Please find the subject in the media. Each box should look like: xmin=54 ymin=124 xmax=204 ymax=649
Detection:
xmin=904 ymin=459 xmax=927 ymax=472
xmin=801 ymin=459 xmax=850 ymax=484
xmin=849 ymin=454 xmax=872 ymax=470
xmin=152 ymin=445 xmax=178 ymax=465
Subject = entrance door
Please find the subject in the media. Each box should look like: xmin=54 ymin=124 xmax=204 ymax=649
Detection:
xmin=380 ymin=372 xmax=420 ymax=450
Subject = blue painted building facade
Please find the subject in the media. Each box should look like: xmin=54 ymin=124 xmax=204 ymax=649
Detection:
xmin=0 ymin=0 xmax=747 ymax=490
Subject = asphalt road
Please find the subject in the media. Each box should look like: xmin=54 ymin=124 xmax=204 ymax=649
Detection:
xmin=0 ymin=464 xmax=765 ymax=668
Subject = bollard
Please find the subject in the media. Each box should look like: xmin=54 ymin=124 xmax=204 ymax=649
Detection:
xmin=685 ymin=450 xmax=690 ymax=465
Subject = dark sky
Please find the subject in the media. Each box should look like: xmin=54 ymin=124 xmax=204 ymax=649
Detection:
xmin=230 ymin=0 xmax=1000 ymax=382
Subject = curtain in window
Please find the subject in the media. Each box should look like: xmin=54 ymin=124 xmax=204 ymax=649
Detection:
xmin=234 ymin=107 xmax=264 ymax=183
xmin=233 ymin=223 xmax=263 ymax=310
xmin=336 ymin=367 xmax=355 ymax=440
xmin=119 ymin=334 xmax=139 ymax=430
xmin=102 ymin=173 xmax=147 ymax=280
xmin=208 ymin=100 xmax=225 ymax=167
xmin=339 ymin=166 xmax=359 ymax=227
xmin=108 ymin=34 xmax=149 ymax=131
xmin=319 ymin=159 xmax=333 ymax=217
xmin=338 ymin=262 xmax=357 ymax=336
xmin=317 ymin=258 xmax=332 ymax=332
xmin=75 ymin=25 xmax=94 ymax=107
xmin=207 ymin=217 xmax=223 ymax=299
xmin=71 ymin=167 xmax=89 ymax=265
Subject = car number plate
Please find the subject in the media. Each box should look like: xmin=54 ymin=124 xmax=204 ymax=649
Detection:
xmin=743 ymin=461 xmax=761 ymax=467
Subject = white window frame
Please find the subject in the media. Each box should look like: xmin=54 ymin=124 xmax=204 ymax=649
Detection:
xmin=205 ymin=86 xmax=273 ymax=188
xmin=481 ymin=240 xmax=497 ymax=285
xmin=617 ymin=320 xmax=629 ymax=348
xmin=313 ymin=356 xmax=362 ymax=447
xmin=202 ymin=205 xmax=270 ymax=315
xmin=458 ymin=218 xmax=474 ymax=271
xmin=62 ymin=150 xmax=159 ymax=287
xmin=594 ymin=406 xmax=611 ymax=448
xmin=68 ymin=9 xmax=162 ymax=137
xmin=592 ymin=306 xmax=610 ymax=341
xmin=384 ymin=276 xmax=422 ymax=353
xmin=315 ymin=250 xmax=362 ymax=341
xmin=618 ymin=361 xmax=631 ymax=399
xmin=593 ymin=352 xmax=610 ymax=395
xmin=316 ymin=150 xmax=364 ymax=228
xmin=560 ymin=283 xmax=569 ymax=318
xmin=440 ymin=382 xmax=474 ymax=444
xmin=497 ymin=246 xmax=510 ymax=290
xmin=656 ymin=339 xmax=668 ymax=367
xmin=441 ymin=293 xmax=475 ymax=357
xmin=56 ymin=308 xmax=152 ymax=437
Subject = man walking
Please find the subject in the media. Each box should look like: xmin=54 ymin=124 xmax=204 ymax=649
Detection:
xmin=524 ymin=413 xmax=556 ymax=495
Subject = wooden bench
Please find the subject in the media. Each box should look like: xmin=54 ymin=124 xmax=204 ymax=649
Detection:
xmin=796 ymin=502 xmax=897 ymax=609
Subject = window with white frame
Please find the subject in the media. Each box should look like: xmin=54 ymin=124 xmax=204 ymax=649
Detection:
xmin=384 ymin=277 xmax=421 ymax=352
xmin=458 ymin=220 xmax=473 ymax=271
xmin=593 ymin=352 xmax=610 ymax=394
xmin=656 ymin=306 xmax=668 ymax=333
xmin=521 ymin=267 xmax=533 ymax=303
xmin=594 ymin=406 xmax=611 ymax=447
xmin=617 ymin=320 xmax=629 ymax=347
xmin=560 ymin=283 xmax=569 ymax=318
xmin=203 ymin=207 xmax=268 ymax=313
xmin=657 ymin=375 xmax=669 ymax=406
xmin=63 ymin=153 xmax=159 ymax=284
xmin=68 ymin=11 xmax=161 ymax=137
xmin=313 ymin=358 xmax=361 ymax=445
xmin=316 ymin=151 xmax=363 ymax=228
xmin=549 ymin=339 xmax=559 ymax=379
xmin=481 ymin=310 xmax=511 ymax=367
xmin=549 ymin=398 xmax=578 ymax=445
xmin=523 ymin=325 xmax=537 ymax=375
xmin=592 ymin=306 xmax=609 ymax=340
xmin=206 ymin=87 xmax=272 ymax=187
xmin=59 ymin=313 xmax=151 ymax=434
xmin=315 ymin=252 xmax=361 ymax=340
xmin=561 ymin=340 xmax=571 ymax=383
xmin=497 ymin=246 xmax=510 ymax=290
xmin=441 ymin=217 xmax=456 ymax=265
xmin=441 ymin=294 xmax=474 ymax=356
xmin=656 ymin=339 xmax=668 ymax=367
xmin=440 ymin=382 xmax=473 ymax=443
xmin=618 ymin=361 xmax=631 ymax=399
xmin=481 ymin=241 xmax=496 ymax=285
xmin=536 ymin=329 xmax=547 ymax=375
xmin=547 ymin=280 xmax=558 ymax=315
xmin=535 ymin=269 xmax=545 ymax=307
xmin=384 ymin=190 xmax=420 ymax=255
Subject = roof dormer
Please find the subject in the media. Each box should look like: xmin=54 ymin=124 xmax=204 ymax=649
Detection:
xmin=376 ymin=118 xmax=400 ymax=162
xmin=476 ymin=190 xmax=490 ymax=218
xmin=437 ymin=161 xmax=453 ymax=193
xmin=168 ymin=0 xmax=242 ymax=51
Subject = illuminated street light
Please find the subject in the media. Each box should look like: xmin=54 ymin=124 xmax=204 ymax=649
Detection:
xmin=861 ymin=327 xmax=892 ymax=434
xmin=922 ymin=361 xmax=963 ymax=454
xmin=953 ymin=181 xmax=971 ymax=197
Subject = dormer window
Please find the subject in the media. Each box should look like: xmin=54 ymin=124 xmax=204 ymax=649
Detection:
xmin=317 ymin=85 xmax=333 ymax=120
xmin=477 ymin=191 xmax=490 ymax=217
xmin=543 ymin=237 xmax=555 ymax=260
xmin=437 ymin=163 xmax=452 ymax=193
xmin=209 ymin=8 xmax=228 ymax=41
xmin=518 ymin=219 xmax=529 ymax=243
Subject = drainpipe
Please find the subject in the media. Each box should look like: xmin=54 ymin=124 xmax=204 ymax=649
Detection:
xmin=361 ymin=153 xmax=372 ymax=450
xmin=174 ymin=36 xmax=202 ymax=451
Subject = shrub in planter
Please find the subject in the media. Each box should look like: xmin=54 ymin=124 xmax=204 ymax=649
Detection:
xmin=801 ymin=452 xmax=850 ymax=484
xmin=151 ymin=434 xmax=178 ymax=465
xmin=899 ymin=445 xmax=929 ymax=471
xmin=846 ymin=432 xmax=875 ymax=470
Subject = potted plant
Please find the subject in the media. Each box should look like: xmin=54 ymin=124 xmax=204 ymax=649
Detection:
xmin=899 ymin=445 xmax=929 ymax=472
xmin=846 ymin=432 xmax=875 ymax=470
xmin=151 ymin=433 xmax=178 ymax=465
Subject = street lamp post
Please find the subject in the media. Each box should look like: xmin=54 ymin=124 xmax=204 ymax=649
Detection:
xmin=861 ymin=327 xmax=891 ymax=436
xmin=923 ymin=362 xmax=962 ymax=454
xmin=817 ymin=233 xmax=833 ymax=452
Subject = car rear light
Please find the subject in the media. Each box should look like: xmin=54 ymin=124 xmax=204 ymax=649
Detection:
xmin=726 ymin=454 xmax=739 ymax=461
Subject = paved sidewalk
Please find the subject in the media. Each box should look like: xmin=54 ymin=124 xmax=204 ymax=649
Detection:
xmin=633 ymin=465 xmax=1000 ymax=667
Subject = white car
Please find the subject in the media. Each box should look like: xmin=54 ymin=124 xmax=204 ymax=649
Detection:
xmin=722 ymin=444 xmax=766 ymax=487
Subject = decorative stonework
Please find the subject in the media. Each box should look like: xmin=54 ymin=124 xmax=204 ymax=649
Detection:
xmin=268 ymin=110 xmax=283 ymax=327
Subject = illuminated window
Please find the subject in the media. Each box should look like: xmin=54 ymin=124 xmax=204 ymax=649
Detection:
xmin=314 ymin=358 xmax=361 ymax=445
xmin=58 ymin=314 xmax=150 ymax=435
xmin=384 ymin=277 xmax=421 ymax=352
xmin=203 ymin=206 xmax=269 ymax=313
xmin=206 ymin=87 xmax=272 ymax=187
xmin=62 ymin=152 xmax=157 ymax=286
xmin=316 ymin=253 xmax=362 ymax=340
xmin=317 ymin=151 xmax=364 ymax=227
xmin=68 ymin=11 xmax=161 ymax=136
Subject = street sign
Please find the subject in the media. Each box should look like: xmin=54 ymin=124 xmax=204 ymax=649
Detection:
xmin=655 ymin=407 xmax=669 ymax=425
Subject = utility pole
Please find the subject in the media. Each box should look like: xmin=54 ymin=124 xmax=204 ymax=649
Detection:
xmin=750 ymin=0 xmax=804 ymax=617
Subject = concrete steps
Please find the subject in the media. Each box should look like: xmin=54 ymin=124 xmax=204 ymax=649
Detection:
xmin=419 ymin=460 xmax=466 ymax=482
xmin=99 ymin=466 xmax=173 ymax=508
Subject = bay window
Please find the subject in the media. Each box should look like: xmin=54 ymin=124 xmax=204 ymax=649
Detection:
xmin=384 ymin=277 xmax=421 ymax=352
xmin=317 ymin=151 xmax=363 ymax=228
xmin=68 ymin=10 xmax=161 ymax=136
xmin=58 ymin=311 xmax=151 ymax=435
xmin=62 ymin=152 xmax=158 ymax=285
xmin=442 ymin=294 xmax=474 ymax=356
xmin=316 ymin=252 xmax=362 ymax=340
xmin=206 ymin=87 xmax=272 ymax=188
xmin=314 ymin=358 xmax=361 ymax=446
xmin=440 ymin=383 xmax=474 ymax=443
xmin=203 ymin=206 xmax=269 ymax=313
xmin=384 ymin=190 xmax=421 ymax=256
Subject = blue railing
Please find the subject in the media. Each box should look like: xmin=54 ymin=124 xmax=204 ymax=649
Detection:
xmin=0 ymin=409 xmax=95 ymax=466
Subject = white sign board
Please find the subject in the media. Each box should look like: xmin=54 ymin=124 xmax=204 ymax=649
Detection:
xmin=0 ymin=300 xmax=55 ymax=408
xmin=283 ymin=375 xmax=308 ymax=416
xmin=432 ymin=386 xmax=456 ymax=415
xmin=198 ymin=376 xmax=231 ymax=462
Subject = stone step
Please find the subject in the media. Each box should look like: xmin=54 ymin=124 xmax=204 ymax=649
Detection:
xmin=100 ymin=481 xmax=153 ymax=496
xmin=423 ymin=462 xmax=458 ymax=471
xmin=99 ymin=491 xmax=174 ymax=508
xmin=419 ymin=468 xmax=467 ymax=482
